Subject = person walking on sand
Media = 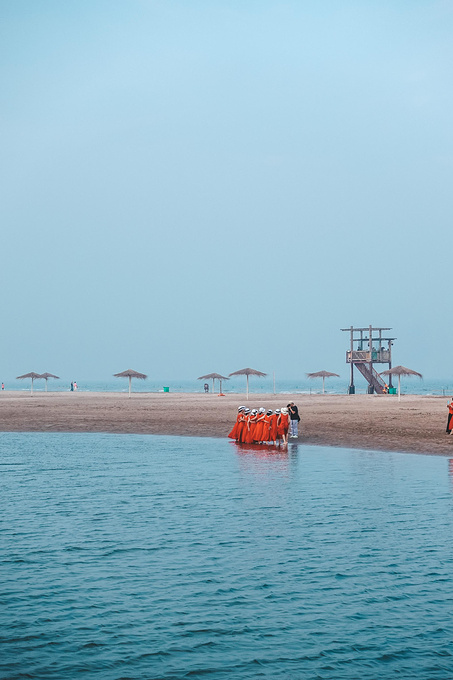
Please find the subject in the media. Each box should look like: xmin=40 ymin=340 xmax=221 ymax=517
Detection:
xmin=288 ymin=401 xmax=300 ymax=438
xmin=446 ymin=397 xmax=453 ymax=434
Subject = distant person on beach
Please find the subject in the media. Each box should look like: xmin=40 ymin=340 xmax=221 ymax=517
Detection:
xmin=70 ymin=382 xmax=74 ymax=392
xmin=446 ymin=398 xmax=453 ymax=434
xmin=74 ymin=382 xmax=78 ymax=391
xmin=1 ymin=383 xmax=4 ymax=390
xmin=288 ymin=402 xmax=300 ymax=438
xmin=204 ymin=383 xmax=209 ymax=393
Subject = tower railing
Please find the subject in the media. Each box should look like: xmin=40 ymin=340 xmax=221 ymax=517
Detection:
xmin=346 ymin=349 xmax=390 ymax=363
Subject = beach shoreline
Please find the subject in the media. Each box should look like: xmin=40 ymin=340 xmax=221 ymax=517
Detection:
xmin=0 ymin=391 xmax=452 ymax=456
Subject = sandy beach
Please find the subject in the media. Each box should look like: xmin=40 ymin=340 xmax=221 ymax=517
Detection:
xmin=0 ymin=391 xmax=452 ymax=456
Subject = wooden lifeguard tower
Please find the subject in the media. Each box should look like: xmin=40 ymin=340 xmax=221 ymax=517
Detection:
xmin=341 ymin=325 xmax=396 ymax=394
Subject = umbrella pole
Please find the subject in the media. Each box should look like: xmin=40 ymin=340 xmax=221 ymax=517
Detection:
xmin=45 ymin=379 xmax=48 ymax=393
xmin=31 ymin=377 xmax=33 ymax=396
xmin=398 ymin=374 xmax=401 ymax=402
xmin=212 ymin=378 xmax=215 ymax=394
xmin=129 ymin=376 xmax=131 ymax=398
xmin=323 ymin=376 xmax=325 ymax=394
xmin=219 ymin=379 xmax=222 ymax=394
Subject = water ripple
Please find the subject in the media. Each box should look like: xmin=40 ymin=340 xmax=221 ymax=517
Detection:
xmin=1 ymin=433 xmax=452 ymax=679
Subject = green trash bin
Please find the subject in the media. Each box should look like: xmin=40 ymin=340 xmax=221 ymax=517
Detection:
xmin=163 ymin=386 xmax=169 ymax=393
xmin=388 ymin=387 xmax=397 ymax=395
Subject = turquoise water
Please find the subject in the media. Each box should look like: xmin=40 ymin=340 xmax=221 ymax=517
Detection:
xmin=1 ymin=433 xmax=452 ymax=679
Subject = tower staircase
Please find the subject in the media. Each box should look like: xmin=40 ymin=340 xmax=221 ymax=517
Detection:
xmin=355 ymin=363 xmax=387 ymax=394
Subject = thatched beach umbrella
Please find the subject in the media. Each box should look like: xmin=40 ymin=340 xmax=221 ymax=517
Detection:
xmin=16 ymin=372 xmax=43 ymax=395
xmin=307 ymin=370 xmax=340 ymax=394
xmin=197 ymin=373 xmax=230 ymax=395
xmin=379 ymin=365 xmax=422 ymax=402
xmin=229 ymin=367 xmax=267 ymax=400
xmin=113 ymin=369 xmax=147 ymax=397
xmin=39 ymin=372 xmax=60 ymax=392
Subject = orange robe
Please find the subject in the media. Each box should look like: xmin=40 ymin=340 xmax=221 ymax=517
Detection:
xmin=237 ymin=414 xmax=247 ymax=442
xmin=277 ymin=413 xmax=289 ymax=436
xmin=253 ymin=414 xmax=266 ymax=442
xmin=260 ymin=414 xmax=271 ymax=442
xmin=269 ymin=414 xmax=278 ymax=441
xmin=245 ymin=415 xmax=258 ymax=444
xmin=228 ymin=413 xmax=242 ymax=439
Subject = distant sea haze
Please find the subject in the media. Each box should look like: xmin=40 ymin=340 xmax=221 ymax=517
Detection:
xmin=5 ymin=377 xmax=453 ymax=396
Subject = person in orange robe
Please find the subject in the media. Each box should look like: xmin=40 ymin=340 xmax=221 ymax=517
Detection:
xmin=245 ymin=409 xmax=258 ymax=444
xmin=277 ymin=407 xmax=290 ymax=445
xmin=269 ymin=409 xmax=279 ymax=444
xmin=236 ymin=408 xmax=249 ymax=442
xmin=260 ymin=410 xmax=273 ymax=443
xmin=447 ymin=398 xmax=453 ymax=434
xmin=228 ymin=406 xmax=245 ymax=440
xmin=253 ymin=408 xmax=267 ymax=443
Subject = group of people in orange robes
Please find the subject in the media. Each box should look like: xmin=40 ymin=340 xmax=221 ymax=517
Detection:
xmin=228 ymin=406 xmax=290 ymax=446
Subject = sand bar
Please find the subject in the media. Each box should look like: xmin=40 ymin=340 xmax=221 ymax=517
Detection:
xmin=0 ymin=391 xmax=452 ymax=456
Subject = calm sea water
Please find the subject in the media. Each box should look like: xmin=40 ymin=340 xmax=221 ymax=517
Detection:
xmin=1 ymin=434 xmax=452 ymax=679
xmin=7 ymin=376 xmax=453 ymax=396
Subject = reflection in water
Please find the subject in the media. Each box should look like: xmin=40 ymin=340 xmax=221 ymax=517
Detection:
xmin=232 ymin=441 xmax=291 ymax=457
xmin=288 ymin=441 xmax=300 ymax=458
xmin=232 ymin=440 xmax=301 ymax=481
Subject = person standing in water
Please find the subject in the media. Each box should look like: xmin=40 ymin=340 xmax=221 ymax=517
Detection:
xmin=277 ymin=407 xmax=290 ymax=445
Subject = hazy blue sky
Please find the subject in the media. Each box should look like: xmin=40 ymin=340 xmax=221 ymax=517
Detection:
xmin=1 ymin=0 xmax=452 ymax=382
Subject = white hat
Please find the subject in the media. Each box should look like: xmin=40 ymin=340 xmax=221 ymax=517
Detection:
xmin=281 ymin=407 xmax=288 ymax=414
xmin=258 ymin=407 xmax=265 ymax=413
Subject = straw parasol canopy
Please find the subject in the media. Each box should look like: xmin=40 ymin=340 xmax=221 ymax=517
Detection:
xmin=113 ymin=369 xmax=147 ymax=397
xmin=16 ymin=372 xmax=43 ymax=395
xmin=197 ymin=373 xmax=230 ymax=395
xmin=229 ymin=367 xmax=267 ymax=400
xmin=39 ymin=372 xmax=60 ymax=392
xmin=306 ymin=370 xmax=340 ymax=394
xmin=379 ymin=365 xmax=422 ymax=401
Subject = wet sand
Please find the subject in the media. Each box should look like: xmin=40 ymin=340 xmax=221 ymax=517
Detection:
xmin=0 ymin=391 xmax=452 ymax=456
